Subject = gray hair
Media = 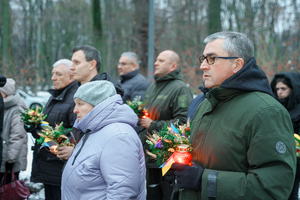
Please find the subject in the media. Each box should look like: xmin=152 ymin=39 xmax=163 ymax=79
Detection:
xmin=71 ymin=45 xmax=102 ymax=72
xmin=53 ymin=59 xmax=73 ymax=68
xmin=120 ymin=52 xmax=139 ymax=68
xmin=204 ymin=31 xmax=254 ymax=65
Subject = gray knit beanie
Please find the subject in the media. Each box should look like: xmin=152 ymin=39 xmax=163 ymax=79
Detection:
xmin=74 ymin=80 xmax=117 ymax=106
xmin=0 ymin=78 xmax=15 ymax=96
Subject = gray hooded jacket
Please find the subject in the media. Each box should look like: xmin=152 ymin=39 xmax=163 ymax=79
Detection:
xmin=0 ymin=88 xmax=27 ymax=173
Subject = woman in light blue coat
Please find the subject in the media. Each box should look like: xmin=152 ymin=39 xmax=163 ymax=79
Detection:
xmin=61 ymin=80 xmax=146 ymax=200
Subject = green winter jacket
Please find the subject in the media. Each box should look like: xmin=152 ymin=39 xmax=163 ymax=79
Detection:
xmin=140 ymin=69 xmax=193 ymax=168
xmin=181 ymin=58 xmax=296 ymax=200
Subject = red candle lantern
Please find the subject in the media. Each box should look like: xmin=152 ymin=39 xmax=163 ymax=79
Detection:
xmin=142 ymin=110 xmax=150 ymax=118
xmin=173 ymin=144 xmax=192 ymax=166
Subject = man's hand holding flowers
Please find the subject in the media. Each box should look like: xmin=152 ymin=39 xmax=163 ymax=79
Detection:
xmin=140 ymin=117 xmax=153 ymax=129
xmin=24 ymin=125 xmax=43 ymax=139
xmin=56 ymin=146 xmax=74 ymax=160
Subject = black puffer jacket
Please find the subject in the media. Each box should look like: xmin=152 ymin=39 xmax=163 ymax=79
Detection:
xmin=30 ymin=81 xmax=78 ymax=186
xmin=119 ymin=69 xmax=150 ymax=103
xmin=270 ymin=72 xmax=300 ymax=134
xmin=0 ymin=76 xmax=6 ymax=166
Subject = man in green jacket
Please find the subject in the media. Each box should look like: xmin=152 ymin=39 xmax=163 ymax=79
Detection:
xmin=140 ymin=50 xmax=193 ymax=200
xmin=166 ymin=31 xmax=296 ymax=200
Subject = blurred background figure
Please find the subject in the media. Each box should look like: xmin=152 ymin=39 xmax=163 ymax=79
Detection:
xmin=0 ymin=75 xmax=6 ymax=169
xmin=118 ymin=52 xmax=149 ymax=102
xmin=271 ymin=72 xmax=300 ymax=200
xmin=118 ymin=52 xmax=150 ymax=134
xmin=0 ymin=78 xmax=27 ymax=184
xmin=26 ymin=59 xmax=77 ymax=200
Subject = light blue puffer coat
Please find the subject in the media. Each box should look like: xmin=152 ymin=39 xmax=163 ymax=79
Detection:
xmin=61 ymin=94 xmax=146 ymax=200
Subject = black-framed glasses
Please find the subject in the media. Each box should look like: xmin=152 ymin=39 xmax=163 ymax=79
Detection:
xmin=199 ymin=55 xmax=239 ymax=65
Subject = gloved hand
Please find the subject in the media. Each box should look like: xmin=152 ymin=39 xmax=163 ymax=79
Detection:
xmin=171 ymin=162 xmax=204 ymax=191
xmin=5 ymin=162 xmax=14 ymax=171
xmin=24 ymin=124 xmax=42 ymax=139
xmin=164 ymin=168 xmax=176 ymax=183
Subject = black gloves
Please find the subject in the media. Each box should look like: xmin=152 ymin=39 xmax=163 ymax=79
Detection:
xmin=165 ymin=162 xmax=204 ymax=191
xmin=24 ymin=124 xmax=42 ymax=139
xmin=165 ymin=168 xmax=176 ymax=183
xmin=5 ymin=162 xmax=14 ymax=171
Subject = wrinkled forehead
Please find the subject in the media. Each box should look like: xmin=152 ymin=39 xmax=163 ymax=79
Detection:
xmin=52 ymin=64 xmax=68 ymax=74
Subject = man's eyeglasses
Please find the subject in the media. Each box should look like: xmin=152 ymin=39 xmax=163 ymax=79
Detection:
xmin=199 ymin=55 xmax=239 ymax=65
xmin=118 ymin=62 xmax=133 ymax=66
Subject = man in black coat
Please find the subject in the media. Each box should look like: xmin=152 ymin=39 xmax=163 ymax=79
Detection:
xmin=118 ymin=52 xmax=150 ymax=103
xmin=0 ymin=76 xmax=6 ymax=166
xmin=27 ymin=59 xmax=78 ymax=200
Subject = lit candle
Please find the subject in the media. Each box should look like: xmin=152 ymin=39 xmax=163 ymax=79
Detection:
xmin=173 ymin=144 xmax=192 ymax=166
xmin=50 ymin=145 xmax=58 ymax=155
xmin=142 ymin=110 xmax=150 ymax=118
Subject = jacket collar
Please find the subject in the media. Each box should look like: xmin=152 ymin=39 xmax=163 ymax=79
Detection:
xmin=48 ymin=81 xmax=77 ymax=101
xmin=119 ymin=69 xmax=139 ymax=83
xmin=220 ymin=57 xmax=273 ymax=96
xmin=154 ymin=68 xmax=183 ymax=83
xmin=4 ymin=92 xmax=21 ymax=109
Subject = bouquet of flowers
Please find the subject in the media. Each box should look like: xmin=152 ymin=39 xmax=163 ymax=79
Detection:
xmin=294 ymin=134 xmax=300 ymax=160
xmin=146 ymin=120 xmax=192 ymax=167
xmin=127 ymin=96 xmax=149 ymax=119
xmin=20 ymin=106 xmax=48 ymax=127
xmin=37 ymin=122 xmax=74 ymax=154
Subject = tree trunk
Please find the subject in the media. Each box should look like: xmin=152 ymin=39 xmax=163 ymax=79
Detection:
xmin=133 ymin=0 xmax=149 ymax=77
xmin=207 ymin=0 xmax=221 ymax=35
xmin=2 ymin=0 xmax=10 ymax=74
xmin=92 ymin=0 xmax=105 ymax=74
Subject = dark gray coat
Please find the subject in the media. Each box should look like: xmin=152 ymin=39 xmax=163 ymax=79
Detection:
xmin=119 ymin=69 xmax=150 ymax=103
xmin=1 ymin=93 xmax=27 ymax=173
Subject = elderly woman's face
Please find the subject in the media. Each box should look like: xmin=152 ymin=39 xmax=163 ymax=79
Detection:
xmin=276 ymin=82 xmax=292 ymax=99
xmin=73 ymin=98 xmax=94 ymax=122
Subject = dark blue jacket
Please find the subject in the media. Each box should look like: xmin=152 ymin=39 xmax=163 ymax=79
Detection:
xmin=119 ymin=69 xmax=150 ymax=103
xmin=187 ymin=87 xmax=207 ymax=122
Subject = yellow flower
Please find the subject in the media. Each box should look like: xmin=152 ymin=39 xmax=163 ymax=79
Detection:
xmin=28 ymin=110 xmax=35 ymax=116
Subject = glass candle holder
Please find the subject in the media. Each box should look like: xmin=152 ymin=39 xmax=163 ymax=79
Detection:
xmin=173 ymin=144 xmax=192 ymax=166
